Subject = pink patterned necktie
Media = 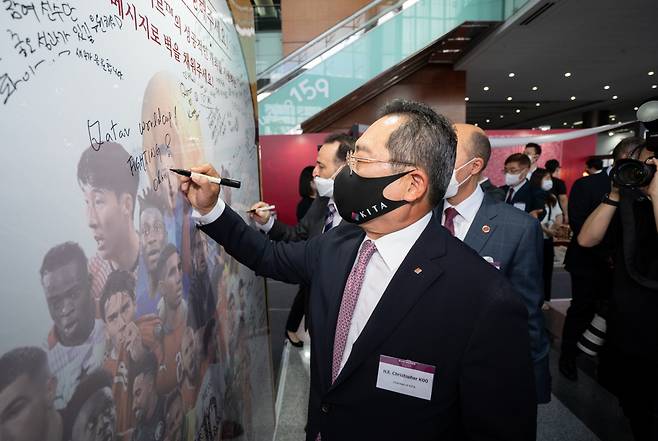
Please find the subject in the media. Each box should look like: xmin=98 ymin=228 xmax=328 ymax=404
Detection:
xmin=331 ymin=239 xmax=377 ymax=383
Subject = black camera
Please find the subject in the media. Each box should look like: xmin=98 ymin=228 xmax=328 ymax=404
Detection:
xmin=609 ymin=100 xmax=658 ymax=188
xmin=610 ymin=158 xmax=656 ymax=188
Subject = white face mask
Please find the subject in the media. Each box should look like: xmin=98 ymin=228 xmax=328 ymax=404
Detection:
xmin=541 ymin=179 xmax=554 ymax=191
xmin=313 ymin=166 xmax=343 ymax=198
xmin=444 ymin=158 xmax=477 ymax=199
xmin=505 ymin=172 xmax=522 ymax=187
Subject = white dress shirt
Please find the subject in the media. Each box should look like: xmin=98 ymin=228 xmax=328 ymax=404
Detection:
xmin=192 ymin=199 xmax=432 ymax=376
xmin=338 ymin=211 xmax=432 ymax=373
xmin=441 ymin=186 xmax=485 ymax=241
xmin=256 ymin=197 xmax=341 ymax=233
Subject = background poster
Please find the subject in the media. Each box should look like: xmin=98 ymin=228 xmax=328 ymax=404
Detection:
xmin=0 ymin=1 xmax=274 ymax=440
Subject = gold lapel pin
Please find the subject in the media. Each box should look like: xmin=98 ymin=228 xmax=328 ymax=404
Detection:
xmin=414 ymin=267 xmax=423 ymax=274
xmin=482 ymin=225 xmax=491 ymax=234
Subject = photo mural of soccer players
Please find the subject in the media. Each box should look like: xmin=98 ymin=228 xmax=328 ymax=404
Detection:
xmin=40 ymin=242 xmax=106 ymax=410
xmin=0 ymin=347 xmax=63 ymax=441
xmin=131 ymin=351 xmax=166 ymax=441
xmin=62 ymin=370 xmax=117 ymax=441
xmin=99 ymin=270 xmax=163 ymax=435
xmin=162 ymin=390 xmax=186 ymax=441
xmin=189 ymin=227 xmax=216 ymax=330
xmin=77 ymin=143 xmax=140 ymax=318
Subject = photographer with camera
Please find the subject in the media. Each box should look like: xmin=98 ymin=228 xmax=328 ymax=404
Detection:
xmin=578 ymin=134 xmax=658 ymax=440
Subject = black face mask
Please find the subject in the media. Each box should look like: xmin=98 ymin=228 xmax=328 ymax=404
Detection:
xmin=333 ymin=167 xmax=412 ymax=224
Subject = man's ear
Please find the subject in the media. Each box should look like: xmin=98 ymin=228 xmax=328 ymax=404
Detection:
xmin=120 ymin=193 xmax=133 ymax=217
xmin=472 ymin=158 xmax=485 ymax=176
xmin=403 ymin=169 xmax=429 ymax=203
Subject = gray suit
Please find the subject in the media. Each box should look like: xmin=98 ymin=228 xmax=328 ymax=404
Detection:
xmin=436 ymin=193 xmax=551 ymax=403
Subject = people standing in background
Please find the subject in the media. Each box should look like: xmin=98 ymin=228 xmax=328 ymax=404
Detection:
xmin=560 ymin=137 xmax=643 ymax=381
xmin=530 ymin=169 xmax=564 ymax=310
xmin=524 ymin=142 xmax=542 ymax=178
xmin=585 ymin=157 xmax=604 ymax=176
xmin=77 ymin=142 xmax=140 ymax=317
xmin=250 ymin=133 xmax=356 ymax=347
xmin=40 ymin=242 xmax=106 ymax=410
xmin=545 ymin=159 xmax=569 ymax=225
xmin=296 ymin=165 xmax=317 ymax=221
xmin=437 ymin=123 xmax=550 ymax=404
xmin=0 ymin=347 xmax=63 ymax=441
xmin=501 ymin=153 xmax=545 ymax=215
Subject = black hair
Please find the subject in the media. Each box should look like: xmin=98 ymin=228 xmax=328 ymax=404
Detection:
xmin=40 ymin=241 xmax=88 ymax=281
xmin=612 ymin=136 xmax=645 ymax=161
xmin=469 ymin=130 xmax=492 ymax=168
xmin=156 ymin=243 xmax=179 ymax=280
xmin=132 ymin=350 xmax=159 ymax=380
xmin=525 ymin=142 xmax=542 ymax=155
xmin=545 ymin=159 xmax=560 ymax=174
xmin=320 ymin=133 xmax=356 ymax=164
xmin=99 ymin=270 xmax=136 ymax=321
xmin=586 ymin=157 xmax=604 ymax=171
xmin=77 ymin=142 xmax=139 ymax=215
xmin=298 ymin=165 xmax=315 ymax=198
xmin=505 ymin=153 xmax=531 ymax=168
xmin=138 ymin=186 xmax=167 ymax=218
xmin=378 ymin=99 xmax=457 ymax=205
xmin=62 ymin=369 xmax=113 ymax=441
xmin=0 ymin=347 xmax=49 ymax=393
xmin=529 ymin=168 xmax=557 ymax=206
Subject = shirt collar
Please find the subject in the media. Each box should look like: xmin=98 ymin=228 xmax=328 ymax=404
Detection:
xmin=360 ymin=211 xmax=432 ymax=273
xmin=444 ymin=185 xmax=484 ymax=224
xmin=513 ymin=178 xmax=527 ymax=192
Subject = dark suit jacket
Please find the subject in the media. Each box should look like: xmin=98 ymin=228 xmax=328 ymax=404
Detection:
xmin=501 ymin=180 xmax=544 ymax=213
xmin=201 ymin=206 xmax=537 ymax=441
xmin=564 ymin=170 xmax=612 ymax=275
xmin=436 ymin=194 xmax=550 ymax=403
xmin=268 ymin=196 xmax=330 ymax=242
xmin=480 ymin=178 xmax=506 ymax=202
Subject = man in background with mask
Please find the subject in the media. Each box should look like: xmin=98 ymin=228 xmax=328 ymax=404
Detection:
xmin=501 ymin=153 xmax=544 ymax=215
xmin=435 ymin=124 xmax=550 ymax=403
xmin=249 ymin=133 xmax=356 ymax=346
xmin=178 ymin=100 xmax=536 ymax=440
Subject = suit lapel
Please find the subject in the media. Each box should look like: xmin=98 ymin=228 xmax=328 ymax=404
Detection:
xmin=463 ymin=195 xmax=498 ymax=253
xmin=330 ymin=215 xmax=446 ymax=390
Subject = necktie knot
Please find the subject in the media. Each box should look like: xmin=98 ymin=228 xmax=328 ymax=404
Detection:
xmin=444 ymin=207 xmax=459 ymax=223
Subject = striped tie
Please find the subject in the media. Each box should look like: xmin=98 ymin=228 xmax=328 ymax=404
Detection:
xmin=323 ymin=202 xmax=336 ymax=233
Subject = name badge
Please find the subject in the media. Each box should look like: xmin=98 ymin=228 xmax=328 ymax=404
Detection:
xmin=513 ymin=202 xmax=526 ymax=211
xmin=376 ymin=355 xmax=435 ymax=401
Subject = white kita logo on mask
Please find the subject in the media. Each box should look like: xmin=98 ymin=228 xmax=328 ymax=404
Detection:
xmin=444 ymin=157 xmax=477 ymax=199
xmin=541 ymin=179 xmax=554 ymax=191
xmin=505 ymin=172 xmax=522 ymax=187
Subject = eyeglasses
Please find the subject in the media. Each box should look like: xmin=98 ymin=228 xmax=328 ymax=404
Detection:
xmin=346 ymin=151 xmax=415 ymax=175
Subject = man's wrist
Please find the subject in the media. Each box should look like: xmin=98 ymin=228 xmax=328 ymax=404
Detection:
xmin=602 ymin=193 xmax=620 ymax=207
xmin=192 ymin=198 xmax=226 ymax=225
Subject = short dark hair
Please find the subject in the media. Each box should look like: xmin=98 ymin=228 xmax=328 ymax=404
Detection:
xmin=505 ymin=153 xmax=531 ymax=168
xmin=156 ymin=243 xmax=179 ymax=280
xmin=133 ymin=350 xmax=159 ymax=380
xmin=322 ymin=133 xmax=356 ymax=164
xmin=545 ymin=159 xmax=560 ymax=173
xmin=468 ymin=131 xmax=492 ymax=168
xmin=99 ymin=271 xmax=136 ymax=321
xmin=0 ymin=347 xmax=49 ymax=393
xmin=612 ymin=136 xmax=645 ymax=161
xmin=377 ymin=99 xmax=457 ymax=205
xmin=62 ymin=370 xmax=113 ymax=441
xmin=529 ymin=168 xmax=557 ymax=206
xmin=586 ymin=157 xmax=603 ymax=171
xmin=525 ymin=142 xmax=542 ymax=155
xmin=298 ymin=165 xmax=315 ymax=198
xmin=40 ymin=241 xmax=88 ymax=281
xmin=77 ymin=142 xmax=139 ymax=215
xmin=138 ymin=187 xmax=167 ymax=218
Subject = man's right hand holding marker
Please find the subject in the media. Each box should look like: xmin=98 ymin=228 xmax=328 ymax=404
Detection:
xmin=179 ymin=164 xmax=221 ymax=215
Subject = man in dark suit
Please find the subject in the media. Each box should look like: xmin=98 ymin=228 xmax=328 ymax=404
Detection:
xmin=501 ymin=153 xmax=545 ymax=215
xmin=250 ymin=133 xmax=356 ymax=345
xmin=179 ymin=100 xmax=536 ymax=440
xmin=479 ymin=177 xmax=506 ymax=201
xmin=560 ymin=137 xmax=644 ymax=380
xmin=436 ymin=123 xmax=550 ymax=403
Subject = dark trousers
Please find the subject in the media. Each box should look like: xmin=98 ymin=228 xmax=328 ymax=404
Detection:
xmin=543 ymin=238 xmax=554 ymax=302
xmin=286 ymin=286 xmax=307 ymax=333
xmin=560 ymin=272 xmax=600 ymax=359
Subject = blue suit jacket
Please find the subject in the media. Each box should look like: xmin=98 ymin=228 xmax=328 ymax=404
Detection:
xmin=436 ymin=193 xmax=551 ymax=403
xmin=201 ymin=205 xmax=537 ymax=441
